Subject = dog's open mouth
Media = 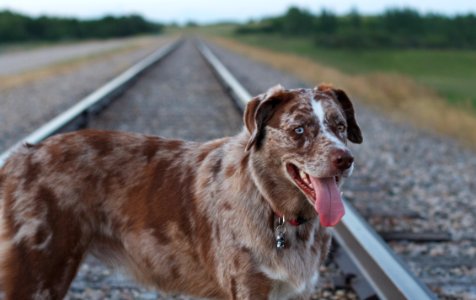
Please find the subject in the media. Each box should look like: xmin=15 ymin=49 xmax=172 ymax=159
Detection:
xmin=286 ymin=163 xmax=345 ymax=227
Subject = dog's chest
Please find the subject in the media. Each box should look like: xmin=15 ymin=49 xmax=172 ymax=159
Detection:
xmin=258 ymin=225 xmax=327 ymax=299
xmin=260 ymin=258 xmax=321 ymax=299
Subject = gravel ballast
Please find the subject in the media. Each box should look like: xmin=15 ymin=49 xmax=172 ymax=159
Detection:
xmin=0 ymin=38 xmax=155 ymax=76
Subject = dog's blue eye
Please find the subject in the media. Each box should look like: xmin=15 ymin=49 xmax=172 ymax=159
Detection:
xmin=294 ymin=127 xmax=304 ymax=135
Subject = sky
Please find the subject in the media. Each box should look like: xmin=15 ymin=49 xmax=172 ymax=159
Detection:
xmin=1 ymin=0 xmax=476 ymax=23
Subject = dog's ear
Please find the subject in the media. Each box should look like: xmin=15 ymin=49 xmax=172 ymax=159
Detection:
xmin=333 ymin=89 xmax=363 ymax=144
xmin=244 ymin=85 xmax=286 ymax=151
xmin=244 ymin=96 xmax=260 ymax=138
xmin=318 ymin=84 xmax=363 ymax=144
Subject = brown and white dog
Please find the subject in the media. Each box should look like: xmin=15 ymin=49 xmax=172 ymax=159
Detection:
xmin=0 ymin=83 xmax=362 ymax=299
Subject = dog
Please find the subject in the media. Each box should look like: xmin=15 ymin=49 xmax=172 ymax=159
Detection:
xmin=0 ymin=83 xmax=362 ymax=299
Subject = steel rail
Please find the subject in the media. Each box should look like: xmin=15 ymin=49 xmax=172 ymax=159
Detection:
xmin=196 ymin=40 xmax=435 ymax=300
xmin=196 ymin=40 xmax=252 ymax=107
xmin=0 ymin=38 xmax=182 ymax=167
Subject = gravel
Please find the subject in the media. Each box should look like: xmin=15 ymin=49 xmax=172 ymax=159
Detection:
xmin=89 ymin=39 xmax=242 ymax=140
xmin=206 ymin=41 xmax=476 ymax=299
xmin=0 ymin=37 xmax=153 ymax=75
xmin=0 ymin=36 xmax=173 ymax=153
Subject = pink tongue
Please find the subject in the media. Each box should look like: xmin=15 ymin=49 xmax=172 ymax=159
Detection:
xmin=309 ymin=176 xmax=345 ymax=227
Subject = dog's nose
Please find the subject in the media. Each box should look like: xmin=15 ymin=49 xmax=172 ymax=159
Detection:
xmin=331 ymin=149 xmax=354 ymax=171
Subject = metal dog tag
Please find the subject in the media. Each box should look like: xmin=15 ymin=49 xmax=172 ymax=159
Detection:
xmin=275 ymin=216 xmax=286 ymax=249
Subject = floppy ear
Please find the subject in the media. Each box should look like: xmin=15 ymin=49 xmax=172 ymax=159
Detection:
xmin=244 ymin=85 xmax=287 ymax=151
xmin=318 ymin=84 xmax=363 ymax=144
xmin=244 ymin=96 xmax=260 ymax=139
xmin=333 ymin=88 xmax=363 ymax=144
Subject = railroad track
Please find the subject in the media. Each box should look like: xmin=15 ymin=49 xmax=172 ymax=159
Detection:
xmin=1 ymin=37 xmax=468 ymax=299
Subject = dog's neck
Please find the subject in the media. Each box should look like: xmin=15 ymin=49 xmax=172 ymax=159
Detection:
xmin=229 ymin=131 xmax=316 ymax=226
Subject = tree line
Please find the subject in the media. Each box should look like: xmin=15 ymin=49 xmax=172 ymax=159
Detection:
xmin=236 ymin=7 xmax=476 ymax=49
xmin=0 ymin=10 xmax=163 ymax=44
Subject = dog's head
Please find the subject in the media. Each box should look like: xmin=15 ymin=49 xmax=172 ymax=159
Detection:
xmin=244 ymin=84 xmax=362 ymax=227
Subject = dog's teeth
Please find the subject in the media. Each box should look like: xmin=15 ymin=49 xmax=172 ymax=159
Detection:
xmin=301 ymin=171 xmax=311 ymax=185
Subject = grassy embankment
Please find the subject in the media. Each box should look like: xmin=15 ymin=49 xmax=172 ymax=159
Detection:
xmin=234 ymin=34 xmax=476 ymax=109
xmin=197 ymin=26 xmax=476 ymax=147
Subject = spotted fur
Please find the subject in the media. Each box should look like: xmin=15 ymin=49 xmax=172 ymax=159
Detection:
xmin=0 ymin=84 xmax=362 ymax=299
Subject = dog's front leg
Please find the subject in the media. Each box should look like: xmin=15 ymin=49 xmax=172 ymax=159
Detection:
xmin=223 ymin=248 xmax=273 ymax=299
xmin=226 ymin=271 xmax=272 ymax=300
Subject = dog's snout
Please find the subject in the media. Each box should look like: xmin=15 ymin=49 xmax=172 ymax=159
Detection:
xmin=331 ymin=149 xmax=354 ymax=171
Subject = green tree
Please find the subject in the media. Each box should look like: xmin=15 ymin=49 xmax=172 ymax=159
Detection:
xmin=0 ymin=10 xmax=163 ymax=44
xmin=281 ymin=7 xmax=316 ymax=35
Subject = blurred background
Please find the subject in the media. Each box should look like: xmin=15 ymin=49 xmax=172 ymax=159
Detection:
xmin=1 ymin=0 xmax=476 ymax=146
xmin=1 ymin=1 xmax=476 ymax=300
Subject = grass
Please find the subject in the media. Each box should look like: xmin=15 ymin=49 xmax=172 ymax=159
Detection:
xmin=228 ymin=33 xmax=476 ymax=110
xmin=196 ymin=30 xmax=476 ymax=148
